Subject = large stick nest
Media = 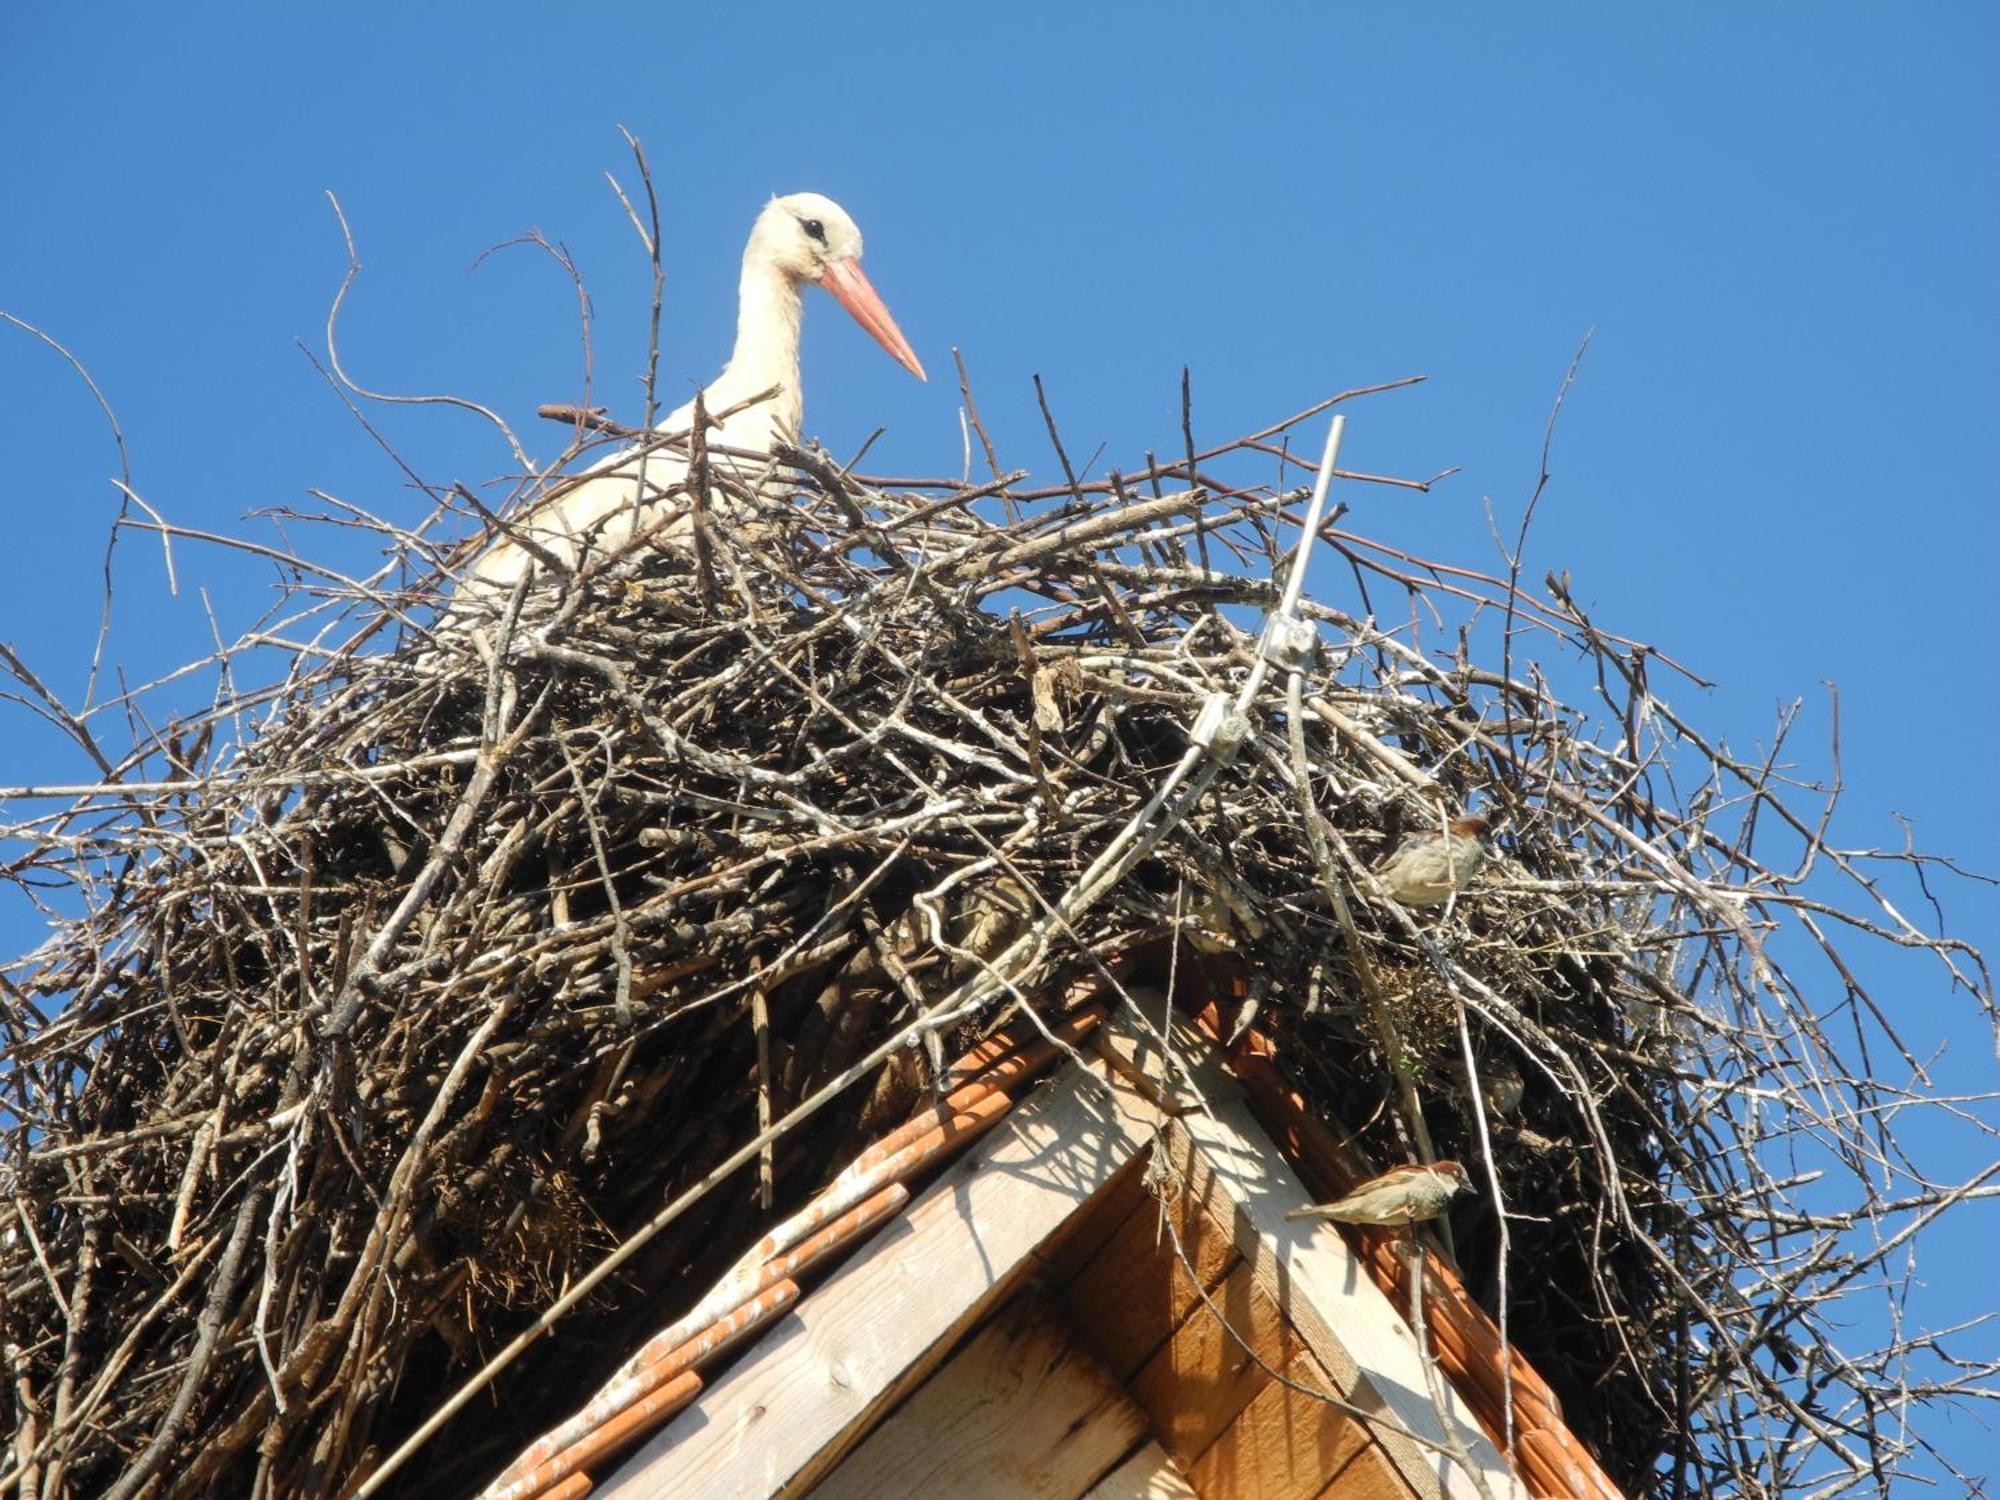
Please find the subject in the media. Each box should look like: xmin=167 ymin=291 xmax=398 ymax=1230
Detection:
xmin=1 ymin=377 xmax=1993 ymax=1499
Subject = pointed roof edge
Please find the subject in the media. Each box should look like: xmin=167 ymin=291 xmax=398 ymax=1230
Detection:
xmin=484 ymin=959 xmax=1628 ymax=1500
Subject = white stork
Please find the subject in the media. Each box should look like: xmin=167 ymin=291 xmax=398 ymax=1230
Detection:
xmin=463 ymin=191 xmax=925 ymax=593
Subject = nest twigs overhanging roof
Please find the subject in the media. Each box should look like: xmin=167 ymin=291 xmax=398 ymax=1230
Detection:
xmin=0 ymin=341 xmax=1994 ymax=1498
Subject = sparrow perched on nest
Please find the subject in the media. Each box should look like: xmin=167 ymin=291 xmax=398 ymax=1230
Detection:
xmin=1374 ymin=815 xmax=1492 ymax=906
xmin=1285 ymin=1160 xmax=1475 ymax=1226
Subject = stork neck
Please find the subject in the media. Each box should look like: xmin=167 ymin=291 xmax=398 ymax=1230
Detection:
xmin=713 ymin=258 xmax=805 ymax=436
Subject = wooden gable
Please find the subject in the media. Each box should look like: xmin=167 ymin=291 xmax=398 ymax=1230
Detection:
xmin=594 ymin=1014 xmax=1524 ymax=1500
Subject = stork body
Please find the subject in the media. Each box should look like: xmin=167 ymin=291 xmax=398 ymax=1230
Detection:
xmin=463 ymin=192 xmax=924 ymax=593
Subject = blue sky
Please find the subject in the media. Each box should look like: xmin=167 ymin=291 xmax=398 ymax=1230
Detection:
xmin=5 ymin=3 xmax=1996 ymax=1486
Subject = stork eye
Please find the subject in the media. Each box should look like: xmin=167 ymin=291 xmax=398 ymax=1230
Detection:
xmin=799 ymin=217 xmax=827 ymax=244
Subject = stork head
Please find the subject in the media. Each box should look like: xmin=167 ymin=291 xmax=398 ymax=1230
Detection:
xmin=751 ymin=192 xmax=927 ymax=381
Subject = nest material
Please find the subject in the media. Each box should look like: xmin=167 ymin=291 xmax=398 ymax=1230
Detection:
xmin=1 ymin=385 xmax=1993 ymax=1500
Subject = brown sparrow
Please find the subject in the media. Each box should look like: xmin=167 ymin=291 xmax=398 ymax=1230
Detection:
xmin=1285 ymin=1160 xmax=1475 ymax=1226
xmin=1373 ymin=816 xmax=1492 ymax=906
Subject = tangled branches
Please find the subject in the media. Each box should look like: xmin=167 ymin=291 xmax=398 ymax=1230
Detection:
xmin=0 ymin=369 xmax=1992 ymax=1498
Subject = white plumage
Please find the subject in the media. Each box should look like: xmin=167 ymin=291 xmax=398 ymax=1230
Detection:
xmin=463 ymin=191 xmax=925 ymax=594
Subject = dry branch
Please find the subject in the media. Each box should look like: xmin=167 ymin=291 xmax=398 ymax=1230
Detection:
xmin=0 ymin=335 xmax=1992 ymax=1500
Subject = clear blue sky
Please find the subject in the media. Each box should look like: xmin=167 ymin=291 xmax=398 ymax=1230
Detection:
xmin=5 ymin=4 xmax=1996 ymax=1487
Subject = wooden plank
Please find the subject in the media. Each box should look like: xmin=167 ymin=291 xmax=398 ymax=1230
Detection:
xmin=809 ymin=1291 xmax=1145 ymax=1500
xmin=1220 ymin=1036 xmax=1621 ymax=1500
xmin=594 ymin=1056 xmax=1161 ymax=1500
xmin=1316 ymin=1438 xmax=1424 ymax=1500
xmin=1082 ymin=1440 xmax=1201 ymax=1500
xmin=1097 ymin=1019 xmax=1526 ymax=1500
xmin=1186 ymin=1348 xmax=1374 ymax=1500
xmin=1040 ymin=1151 xmax=1152 ymax=1283
xmin=1130 ymin=1256 xmax=1300 ymax=1467
xmin=1063 ymin=1173 xmax=1238 ymax=1380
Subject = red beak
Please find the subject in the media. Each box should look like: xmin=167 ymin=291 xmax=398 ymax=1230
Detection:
xmin=818 ymin=256 xmax=927 ymax=381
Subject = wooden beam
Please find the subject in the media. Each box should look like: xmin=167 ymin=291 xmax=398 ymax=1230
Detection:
xmin=594 ymin=1051 xmax=1159 ymax=1500
xmin=1130 ymin=1257 xmax=1300 ymax=1467
xmin=1063 ymin=1176 xmax=1238 ymax=1381
xmin=1082 ymin=1440 xmax=1201 ymax=1500
xmin=808 ymin=1291 xmax=1145 ymax=1500
xmin=1099 ymin=1013 xmax=1526 ymax=1500
xmin=1316 ymin=1437 xmax=1423 ymax=1500
xmin=1041 ymin=1155 xmax=1153 ymax=1283
xmin=1185 ymin=1347 xmax=1375 ymax=1500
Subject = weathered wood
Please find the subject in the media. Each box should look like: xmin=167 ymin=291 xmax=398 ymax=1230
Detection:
xmin=1215 ymin=1017 xmax=1622 ymax=1500
xmin=1186 ymin=1348 xmax=1376 ymax=1500
xmin=594 ymin=1054 xmax=1159 ymax=1500
xmin=1130 ymin=1257 xmax=1299 ymax=1467
xmin=1063 ymin=1170 xmax=1238 ymax=1381
xmin=1315 ymin=1438 xmax=1426 ymax=1500
xmin=1100 ymin=1019 xmax=1525 ymax=1500
xmin=1040 ymin=1153 xmax=1151 ymax=1283
xmin=809 ymin=1292 xmax=1145 ymax=1500
xmin=1081 ymin=1440 xmax=1201 ymax=1500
